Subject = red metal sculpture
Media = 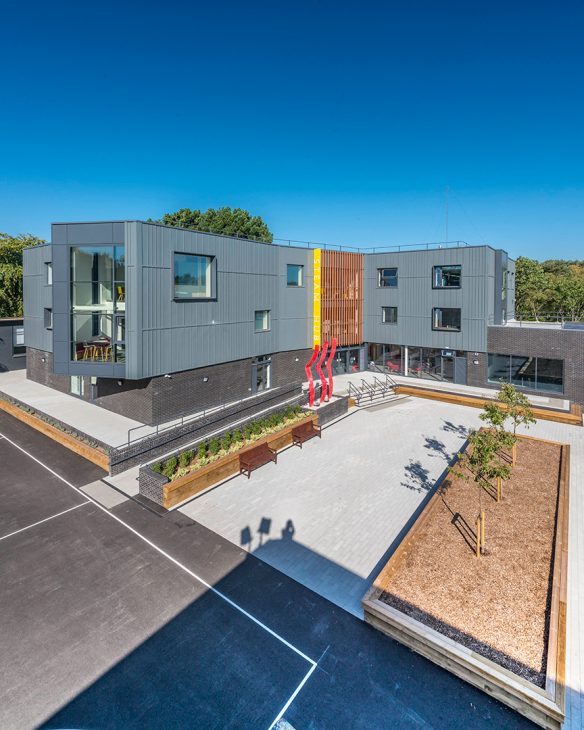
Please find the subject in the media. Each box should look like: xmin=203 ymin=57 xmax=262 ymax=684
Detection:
xmin=325 ymin=338 xmax=337 ymax=399
xmin=305 ymin=345 xmax=319 ymax=407
xmin=316 ymin=340 xmax=329 ymax=405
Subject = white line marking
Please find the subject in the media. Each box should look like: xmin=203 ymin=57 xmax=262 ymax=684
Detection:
xmin=0 ymin=501 xmax=90 ymax=542
xmin=267 ymin=663 xmax=317 ymax=730
xmin=0 ymin=431 xmax=316 ymax=668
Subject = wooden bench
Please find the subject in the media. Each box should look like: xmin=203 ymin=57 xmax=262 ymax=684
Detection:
xmin=239 ymin=443 xmax=278 ymax=478
xmin=291 ymin=421 xmax=322 ymax=448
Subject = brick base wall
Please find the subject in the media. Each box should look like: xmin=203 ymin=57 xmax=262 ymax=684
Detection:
xmin=27 ymin=348 xmax=72 ymax=394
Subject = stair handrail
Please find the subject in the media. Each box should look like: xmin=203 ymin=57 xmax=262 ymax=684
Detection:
xmin=360 ymin=378 xmax=376 ymax=401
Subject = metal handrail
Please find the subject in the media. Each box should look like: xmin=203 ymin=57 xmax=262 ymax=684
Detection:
xmin=273 ymin=238 xmax=472 ymax=254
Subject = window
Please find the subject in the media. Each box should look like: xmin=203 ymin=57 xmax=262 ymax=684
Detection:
xmin=432 ymin=307 xmax=461 ymax=331
xmin=44 ymin=308 xmax=53 ymax=329
xmin=174 ymin=253 xmax=214 ymax=299
xmin=45 ymin=262 xmax=53 ymax=285
xmin=378 ymin=267 xmax=398 ymax=287
xmin=287 ymin=264 xmax=303 ymax=287
xmin=381 ymin=306 xmax=398 ymax=324
xmin=70 ymin=375 xmax=84 ymax=397
xmin=488 ymin=353 xmax=563 ymax=394
xmin=254 ymin=310 xmax=270 ymax=332
xmin=70 ymin=245 xmax=125 ymax=362
xmin=12 ymin=326 xmax=25 ymax=356
xmin=433 ymin=264 xmax=461 ymax=288
xmin=252 ymin=355 xmax=271 ymax=392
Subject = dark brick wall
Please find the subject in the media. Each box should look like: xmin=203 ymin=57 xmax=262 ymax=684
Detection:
xmin=0 ymin=321 xmax=26 ymax=372
xmin=487 ymin=326 xmax=584 ymax=405
xmin=272 ymin=348 xmax=313 ymax=387
xmin=466 ymin=351 xmax=488 ymax=389
xmin=94 ymin=377 xmax=154 ymax=424
xmin=27 ymin=348 xmax=72 ymax=394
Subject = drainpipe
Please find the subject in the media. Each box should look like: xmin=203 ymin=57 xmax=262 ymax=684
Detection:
xmin=403 ymin=346 xmax=409 ymax=377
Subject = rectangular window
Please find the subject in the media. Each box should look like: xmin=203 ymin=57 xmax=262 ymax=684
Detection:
xmin=252 ymin=354 xmax=271 ymax=392
xmin=487 ymin=354 xmax=563 ymax=394
xmin=70 ymin=375 xmax=84 ymax=397
xmin=287 ymin=264 xmax=303 ymax=287
xmin=174 ymin=253 xmax=213 ymax=299
xmin=433 ymin=264 xmax=461 ymax=288
xmin=432 ymin=307 xmax=461 ymax=331
xmin=378 ymin=267 xmax=398 ymax=287
xmin=45 ymin=262 xmax=53 ymax=285
xmin=70 ymin=245 xmax=124 ymax=362
xmin=44 ymin=308 xmax=53 ymax=329
xmin=254 ymin=310 xmax=270 ymax=332
xmin=12 ymin=326 xmax=25 ymax=356
xmin=381 ymin=306 xmax=398 ymax=324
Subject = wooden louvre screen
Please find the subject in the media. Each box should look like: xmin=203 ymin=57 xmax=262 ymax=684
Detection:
xmin=320 ymin=250 xmax=364 ymax=346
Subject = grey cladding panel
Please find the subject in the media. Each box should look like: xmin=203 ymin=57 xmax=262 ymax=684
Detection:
xmin=23 ymin=244 xmax=53 ymax=353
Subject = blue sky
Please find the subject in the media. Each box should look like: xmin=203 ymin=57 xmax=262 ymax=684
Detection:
xmin=1 ymin=0 xmax=582 ymax=259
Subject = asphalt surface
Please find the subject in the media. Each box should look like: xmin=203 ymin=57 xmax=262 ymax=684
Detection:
xmin=0 ymin=409 xmax=536 ymax=729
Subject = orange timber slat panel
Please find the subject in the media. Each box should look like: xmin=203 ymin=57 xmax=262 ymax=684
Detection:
xmin=320 ymin=250 xmax=364 ymax=346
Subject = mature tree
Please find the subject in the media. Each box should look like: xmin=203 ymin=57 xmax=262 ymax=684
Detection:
xmin=160 ymin=207 xmax=273 ymax=242
xmin=514 ymin=256 xmax=551 ymax=320
xmin=0 ymin=233 xmax=45 ymax=317
xmin=549 ymin=276 xmax=584 ymax=321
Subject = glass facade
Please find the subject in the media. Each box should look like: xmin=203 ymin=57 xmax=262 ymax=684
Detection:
xmin=70 ymin=246 xmax=125 ymax=362
xmin=368 ymin=343 xmax=403 ymax=374
xmin=488 ymin=353 xmax=563 ymax=393
xmin=174 ymin=253 xmax=212 ymax=298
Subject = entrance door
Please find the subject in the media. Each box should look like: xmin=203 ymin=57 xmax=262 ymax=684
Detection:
xmin=454 ymin=356 xmax=467 ymax=385
xmin=441 ymin=356 xmax=454 ymax=382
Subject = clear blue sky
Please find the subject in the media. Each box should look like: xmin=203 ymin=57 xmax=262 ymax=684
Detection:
xmin=1 ymin=0 xmax=582 ymax=259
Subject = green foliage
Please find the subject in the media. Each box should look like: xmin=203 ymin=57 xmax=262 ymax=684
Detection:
xmin=251 ymin=419 xmax=263 ymax=436
xmin=515 ymin=256 xmax=584 ymax=321
xmin=220 ymin=431 xmax=232 ymax=451
xmin=232 ymin=429 xmax=243 ymax=443
xmin=243 ymin=423 xmax=253 ymax=440
xmin=293 ymin=404 xmax=302 ymax=416
xmin=162 ymin=456 xmax=178 ymax=479
xmin=497 ymin=382 xmax=536 ymax=435
xmin=284 ymin=405 xmax=294 ymax=420
xmin=179 ymin=450 xmax=193 ymax=469
xmin=0 ymin=232 xmax=45 ymax=317
xmin=151 ymin=461 xmax=163 ymax=474
xmin=159 ymin=207 xmax=273 ymax=243
xmin=197 ymin=442 xmax=208 ymax=460
xmin=208 ymin=437 xmax=220 ymax=456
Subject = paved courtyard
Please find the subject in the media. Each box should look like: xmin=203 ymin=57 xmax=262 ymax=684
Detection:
xmin=180 ymin=398 xmax=484 ymax=616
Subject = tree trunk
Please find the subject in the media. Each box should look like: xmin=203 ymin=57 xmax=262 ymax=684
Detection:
xmin=497 ymin=476 xmax=502 ymax=502
xmin=481 ymin=510 xmax=485 ymax=553
xmin=512 ymin=442 xmax=517 ymax=467
xmin=476 ymin=516 xmax=481 ymax=558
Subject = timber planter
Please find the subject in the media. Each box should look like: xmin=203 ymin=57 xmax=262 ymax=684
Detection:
xmin=161 ymin=414 xmax=318 ymax=509
xmin=362 ymin=436 xmax=569 ymax=730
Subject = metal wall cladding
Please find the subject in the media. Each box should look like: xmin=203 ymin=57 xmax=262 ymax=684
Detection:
xmin=126 ymin=222 xmax=313 ymax=379
xmin=23 ymin=244 xmax=53 ymax=353
xmin=363 ymin=246 xmax=496 ymax=352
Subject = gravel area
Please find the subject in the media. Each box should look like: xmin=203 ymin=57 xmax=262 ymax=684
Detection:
xmin=380 ymin=437 xmax=562 ymax=687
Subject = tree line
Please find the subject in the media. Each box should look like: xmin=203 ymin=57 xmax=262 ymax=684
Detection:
xmin=515 ymin=256 xmax=584 ymax=321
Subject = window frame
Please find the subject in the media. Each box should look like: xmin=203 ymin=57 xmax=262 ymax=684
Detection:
xmin=377 ymin=267 xmax=398 ymax=288
xmin=487 ymin=353 xmax=563 ymax=394
xmin=44 ymin=308 xmax=53 ymax=330
xmin=172 ymin=251 xmax=217 ymax=301
xmin=45 ymin=261 xmax=53 ymax=285
xmin=286 ymin=263 xmax=304 ymax=288
xmin=254 ymin=309 xmax=271 ymax=333
xmin=381 ymin=306 xmax=398 ymax=324
xmin=432 ymin=307 xmax=462 ymax=332
xmin=12 ymin=326 xmax=25 ymax=357
xmin=432 ymin=264 xmax=462 ymax=289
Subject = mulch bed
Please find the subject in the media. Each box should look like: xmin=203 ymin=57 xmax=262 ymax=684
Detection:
xmin=379 ymin=437 xmax=562 ymax=688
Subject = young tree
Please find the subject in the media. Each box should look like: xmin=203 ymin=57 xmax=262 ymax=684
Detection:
xmin=479 ymin=400 xmax=517 ymax=485
xmin=496 ymin=383 xmax=536 ymax=466
xmin=159 ymin=207 xmax=273 ymax=242
xmin=450 ymin=429 xmax=511 ymax=557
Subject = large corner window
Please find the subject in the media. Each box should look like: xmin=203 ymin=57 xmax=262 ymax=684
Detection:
xmin=254 ymin=310 xmax=270 ymax=332
xmin=70 ymin=245 xmax=125 ymax=362
xmin=174 ymin=253 xmax=214 ymax=299
xmin=287 ymin=264 xmax=304 ymax=287
xmin=433 ymin=264 xmax=461 ymax=288
xmin=488 ymin=353 xmax=563 ymax=394
xmin=378 ymin=267 xmax=398 ymax=287
xmin=381 ymin=306 xmax=398 ymax=324
xmin=12 ymin=326 xmax=25 ymax=356
xmin=432 ymin=307 xmax=461 ymax=331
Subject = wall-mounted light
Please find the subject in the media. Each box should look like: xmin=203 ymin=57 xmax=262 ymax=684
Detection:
xmin=117 ymin=380 xmax=123 ymax=386
xmin=203 ymin=376 xmax=209 ymax=383
xmin=473 ymin=360 xmax=479 ymax=365
xmin=40 ymin=357 xmax=46 ymax=363
xmin=295 ymin=357 xmax=299 ymax=362
xmin=164 ymin=374 xmax=172 ymax=379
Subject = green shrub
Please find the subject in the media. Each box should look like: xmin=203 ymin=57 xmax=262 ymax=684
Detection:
xmin=232 ymin=429 xmax=243 ymax=444
xmin=209 ymin=437 xmax=220 ymax=456
xmin=251 ymin=420 xmax=263 ymax=436
xmin=179 ymin=450 xmax=193 ymax=469
xmin=197 ymin=442 xmax=208 ymax=460
xmin=284 ymin=405 xmax=293 ymax=420
xmin=151 ymin=461 xmax=163 ymax=474
xmin=293 ymin=404 xmax=302 ymax=416
xmin=162 ymin=456 xmax=178 ymax=479
xmin=220 ymin=432 xmax=232 ymax=451
xmin=243 ymin=423 xmax=253 ymax=440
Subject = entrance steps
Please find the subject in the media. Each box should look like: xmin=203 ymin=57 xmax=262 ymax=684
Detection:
xmin=344 ymin=374 xmax=405 ymax=409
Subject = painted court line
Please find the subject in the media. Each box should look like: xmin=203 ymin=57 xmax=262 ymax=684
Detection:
xmin=0 ymin=501 xmax=90 ymax=542
xmin=0 ymin=431 xmax=317 ymax=674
